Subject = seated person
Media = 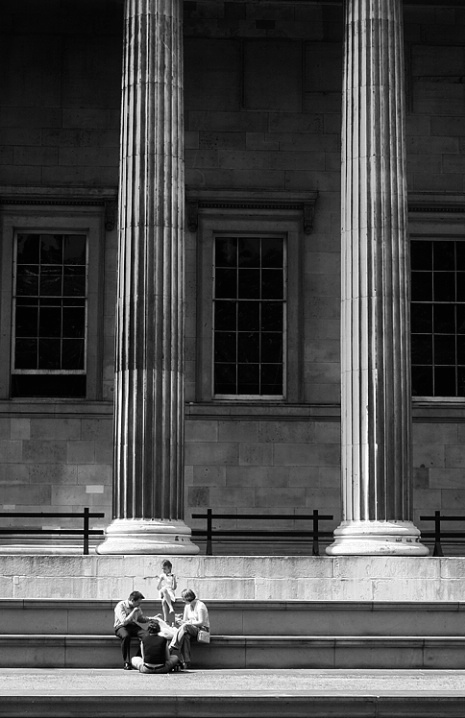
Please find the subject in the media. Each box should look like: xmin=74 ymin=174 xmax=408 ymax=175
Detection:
xmin=131 ymin=620 xmax=179 ymax=674
xmin=169 ymin=588 xmax=210 ymax=669
xmin=114 ymin=590 xmax=151 ymax=670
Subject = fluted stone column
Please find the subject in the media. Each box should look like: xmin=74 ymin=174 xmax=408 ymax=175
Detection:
xmin=98 ymin=0 xmax=198 ymax=554
xmin=326 ymin=0 xmax=428 ymax=555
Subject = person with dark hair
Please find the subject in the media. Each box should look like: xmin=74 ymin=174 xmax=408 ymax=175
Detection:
xmin=169 ymin=588 xmax=210 ymax=669
xmin=156 ymin=559 xmax=177 ymax=626
xmin=131 ymin=620 xmax=180 ymax=674
xmin=114 ymin=590 xmax=152 ymax=670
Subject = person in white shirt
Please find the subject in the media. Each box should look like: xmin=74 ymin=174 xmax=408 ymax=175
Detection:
xmin=114 ymin=590 xmax=152 ymax=670
xmin=169 ymin=588 xmax=210 ymax=669
xmin=156 ymin=559 xmax=177 ymax=626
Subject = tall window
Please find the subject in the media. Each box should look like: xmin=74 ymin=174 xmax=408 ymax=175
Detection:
xmin=411 ymin=237 xmax=465 ymax=397
xmin=193 ymin=198 xmax=306 ymax=404
xmin=12 ymin=233 xmax=87 ymax=398
xmin=213 ymin=235 xmax=286 ymax=397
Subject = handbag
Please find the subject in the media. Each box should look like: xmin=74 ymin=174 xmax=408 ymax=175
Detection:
xmin=197 ymin=629 xmax=210 ymax=644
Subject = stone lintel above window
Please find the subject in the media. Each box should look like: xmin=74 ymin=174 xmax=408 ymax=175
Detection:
xmin=408 ymin=192 xmax=465 ymax=217
xmin=186 ymin=188 xmax=318 ymax=236
xmin=0 ymin=186 xmax=118 ymax=231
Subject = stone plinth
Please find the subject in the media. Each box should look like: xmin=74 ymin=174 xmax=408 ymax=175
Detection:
xmin=0 ymin=555 xmax=464 ymax=602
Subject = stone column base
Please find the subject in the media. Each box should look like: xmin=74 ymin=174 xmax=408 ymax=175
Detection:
xmin=326 ymin=520 xmax=430 ymax=556
xmin=96 ymin=519 xmax=199 ymax=555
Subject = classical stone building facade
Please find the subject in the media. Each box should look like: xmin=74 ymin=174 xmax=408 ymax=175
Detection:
xmin=0 ymin=0 xmax=464 ymax=554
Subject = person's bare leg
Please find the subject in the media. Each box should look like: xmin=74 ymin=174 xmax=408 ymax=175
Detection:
xmin=161 ymin=589 xmax=175 ymax=624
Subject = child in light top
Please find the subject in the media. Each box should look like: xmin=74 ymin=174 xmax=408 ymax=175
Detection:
xmin=156 ymin=559 xmax=177 ymax=626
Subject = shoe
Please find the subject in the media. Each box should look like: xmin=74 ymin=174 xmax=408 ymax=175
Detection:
xmin=123 ymin=662 xmax=132 ymax=670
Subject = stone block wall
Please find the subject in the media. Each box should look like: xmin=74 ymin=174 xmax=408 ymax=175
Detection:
xmin=404 ymin=5 xmax=465 ymax=193
xmin=182 ymin=2 xmax=343 ymax=538
xmin=0 ymin=1 xmax=463 ymax=554
xmin=183 ymin=3 xmax=343 ymax=404
xmin=0 ymin=0 xmax=119 ymax=537
xmin=0 ymin=414 xmax=113 ymax=532
xmin=413 ymin=416 xmax=465 ymax=545
xmin=184 ymin=4 xmax=343 ymax=195
xmin=0 ymin=0 xmax=122 ymax=188
xmin=184 ymin=414 xmax=341 ymax=547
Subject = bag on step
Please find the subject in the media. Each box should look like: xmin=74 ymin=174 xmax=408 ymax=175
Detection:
xmin=197 ymin=629 xmax=210 ymax=644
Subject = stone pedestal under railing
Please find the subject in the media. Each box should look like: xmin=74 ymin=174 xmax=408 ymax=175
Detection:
xmin=0 ymin=555 xmax=462 ymax=601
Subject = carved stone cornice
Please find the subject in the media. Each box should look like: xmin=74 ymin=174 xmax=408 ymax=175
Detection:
xmin=0 ymin=187 xmax=118 ymax=231
xmin=186 ymin=189 xmax=318 ymax=235
xmin=408 ymin=192 xmax=465 ymax=215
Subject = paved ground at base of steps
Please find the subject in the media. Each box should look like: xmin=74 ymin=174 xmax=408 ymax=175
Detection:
xmin=1 ymin=668 xmax=465 ymax=696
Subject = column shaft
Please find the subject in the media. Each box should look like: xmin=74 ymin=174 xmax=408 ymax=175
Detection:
xmin=98 ymin=0 xmax=198 ymax=554
xmin=327 ymin=0 xmax=428 ymax=555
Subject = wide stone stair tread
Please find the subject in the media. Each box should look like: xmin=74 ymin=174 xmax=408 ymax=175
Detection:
xmin=2 ymin=668 xmax=465 ymax=718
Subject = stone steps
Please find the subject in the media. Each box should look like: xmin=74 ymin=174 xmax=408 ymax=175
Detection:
xmin=2 ymin=598 xmax=465 ymax=669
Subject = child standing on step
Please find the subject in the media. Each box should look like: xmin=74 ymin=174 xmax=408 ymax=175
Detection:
xmin=156 ymin=559 xmax=177 ymax=626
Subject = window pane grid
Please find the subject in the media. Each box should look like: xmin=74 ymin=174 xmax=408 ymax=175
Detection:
xmin=411 ymin=238 xmax=465 ymax=397
xmin=13 ymin=233 xmax=87 ymax=376
xmin=213 ymin=236 xmax=285 ymax=397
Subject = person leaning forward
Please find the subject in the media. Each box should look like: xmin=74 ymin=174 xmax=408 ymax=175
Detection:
xmin=114 ymin=590 xmax=151 ymax=670
xmin=131 ymin=620 xmax=179 ymax=674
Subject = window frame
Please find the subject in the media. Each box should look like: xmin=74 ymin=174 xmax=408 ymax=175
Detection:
xmin=410 ymin=233 xmax=465 ymax=399
xmin=196 ymin=213 xmax=303 ymax=403
xmin=212 ymin=232 xmax=287 ymax=400
xmin=0 ymin=204 xmax=104 ymax=400
xmin=409 ymin=196 xmax=465 ymax=404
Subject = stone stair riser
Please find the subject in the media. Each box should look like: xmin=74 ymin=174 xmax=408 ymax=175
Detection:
xmin=2 ymin=600 xmax=465 ymax=637
xmin=2 ymin=636 xmax=465 ymax=669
